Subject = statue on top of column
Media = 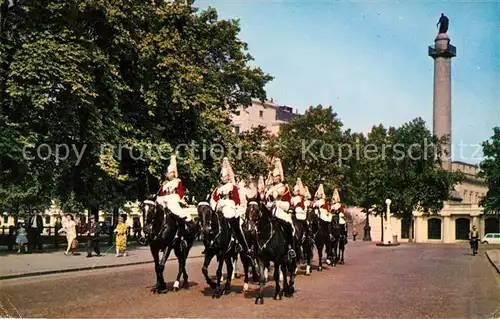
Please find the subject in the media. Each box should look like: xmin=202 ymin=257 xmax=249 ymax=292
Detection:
xmin=437 ymin=13 xmax=449 ymax=34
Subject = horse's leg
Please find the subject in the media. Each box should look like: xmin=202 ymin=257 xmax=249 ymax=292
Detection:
xmin=202 ymin=250 xmax=216 ymax=289
xmin=251 ymin=255 xmax=260 ymax=283
xmin=305 ymin=240 xmax=312 ymax=275
xmin=286 ymin=258 xmax=296 ymax=297
xmin=340 ymin=241 xmax=345 ymax=264
xmin=255 ymin=259 xmax=266 ymax=305
xmin=212 ymin=255 xmax=225 ymax=299
xmin=151 ymin=245 xmax=167 ymax=293
xmin=283 ymin=262 xmax=292 ymax=298
xmin=180 ymin=243 xmax=191 ymax=288
xmin=273 ymin=262 xmax=282 ymax=300
xmin=242 ymin=254 xmax=250 ymax=292
xmin=172 ymin=245 xmax=183 ymax=291
xmin=317 ymin=243 xmax=324 ymax=272
xmin=223 ymin=255 xmax=234 ymax=295
xmin=325 ymin=234 xmax=333 ymax=266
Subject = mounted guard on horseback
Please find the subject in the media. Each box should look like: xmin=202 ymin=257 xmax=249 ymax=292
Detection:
xmin=142 ymin=154 xmax=198 ymax=293
xmin=262 ymin=158 xmax=296 ymax=260
xmin=156 ymin=155 xmax=191 ymax=250
xmin=210 ymin=157 xmax=252 ymax=256
xmin=331 ymin=188 xmax=348 ymax=243
xmin=312 ymin=184 xmax=334 ymax=240
xmin=331 ymin=188 xmax=347 ymax=264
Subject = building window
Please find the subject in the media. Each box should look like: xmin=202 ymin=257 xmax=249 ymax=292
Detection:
xmin=3 ymin=215 xmax=8 ymax=224
xmin=455 ymin=218 xmax=470 ymax=240
xmin=234 ymin=126 xmax=240 ymax=135
xmin=485 ymin=217 xmax=500 ymax=234
xmin=259 ymin=110 xmax=263 ymax=118
xmin=45 ymin=215 xmax=51 ymax=225
xmin=427 ymin=218 xmax=442 ymax=240
xmin=401 ymin=218 xmax=413 ymax=239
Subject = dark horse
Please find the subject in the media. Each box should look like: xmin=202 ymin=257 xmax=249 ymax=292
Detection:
xmin=141 ymin=199 xmax=198 ymax=293
xmin=242 ymin=196 xmax=269 ymax=290
xmin=248 ymin=202 xmax=297 ymax=304
xmin=332 ymin=217 xmax=347 ymax=264
xmin=197 ymin=201 xmax=239 ymax=298
xmin=292 ymin=206 xmax=315 ymax=275
xmin=311 ymin=208 xmax=335 ymax=271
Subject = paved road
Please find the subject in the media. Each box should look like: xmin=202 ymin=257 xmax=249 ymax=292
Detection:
xmin=1 ymin=242 xmax=499 ymax=318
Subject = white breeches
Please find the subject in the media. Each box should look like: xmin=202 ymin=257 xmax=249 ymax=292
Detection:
xmin=295 ymin=207 xmax=307 ymax=221
xmin=158 ymin=194 xmax=191 ymax=221
xmin=319 ymin=209 xmax=332 ymax=222
xmin=339 ymin=218 xmax=346 ymax=225
xmin=216 ymin=199 xmax=238 ymax=219
xmin=272 ymin=201 xmax=295 ymax=235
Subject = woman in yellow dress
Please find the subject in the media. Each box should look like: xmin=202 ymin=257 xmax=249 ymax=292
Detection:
xmin=114 ymin=217 xmax=128 ymax=257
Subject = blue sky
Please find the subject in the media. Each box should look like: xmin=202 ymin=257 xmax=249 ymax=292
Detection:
xmin=196 ymin=0 xmax=499 ymax=164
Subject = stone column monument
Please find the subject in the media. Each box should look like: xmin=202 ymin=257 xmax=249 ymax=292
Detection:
xmin=383 ymin=199 xmax=393 ymax=245
xmin=429 ymin=13 xmax=456 ymax=171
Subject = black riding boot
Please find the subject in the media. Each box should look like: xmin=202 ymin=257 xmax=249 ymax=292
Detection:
xmin=284 ymin=222 xmax=296 ymax=260
xmin=177 ymin=218 xmax=188 ymax=251
xmin=327 ymin=222 xmax=334 ymax=241
xmin=341 ymin=225 xmax=348 ymax=244
xmin=229 ymin=217 xmax=252 ymax=256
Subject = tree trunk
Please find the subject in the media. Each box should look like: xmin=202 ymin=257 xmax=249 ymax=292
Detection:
xmin=408 ymin=213 xmax=414 ymax=243
xmin=112 ymin=207 xmax=119 ymax=228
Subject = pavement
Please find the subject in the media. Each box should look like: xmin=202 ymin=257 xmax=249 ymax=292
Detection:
xmin=486 ymin=249 xmax=500 ymax=274
xmin=1 ymin=242 xmax=499 ymax=318
xmin=0 ymin=243 xmax=204 ymax=280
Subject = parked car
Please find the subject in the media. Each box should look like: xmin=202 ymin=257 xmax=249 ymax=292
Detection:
xmin=481 ymin=233 xmax=500 ymax=244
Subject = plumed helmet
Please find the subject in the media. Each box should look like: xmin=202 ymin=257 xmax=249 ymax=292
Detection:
xmin=220 ymin=157 xmax=235 ymax=184
xmin=167 ymin=155 xmax=178 ymax=177
xmin=315 ymin=184 xmax=326 ymax=199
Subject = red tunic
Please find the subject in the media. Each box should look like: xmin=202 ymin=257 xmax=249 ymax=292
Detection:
xmin=293 ymin=196 xmax=305 ymax=210
xmin=212 ymin=184 xmax=240 ymax=206
xmin=158 ymin=179 xmax=184 ymax=198
xmin=310 ymin=199 xmax=330 ymax=211
xmin=281 ymin=185 xmax=291 ymax=203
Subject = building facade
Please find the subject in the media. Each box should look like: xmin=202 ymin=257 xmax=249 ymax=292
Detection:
xmin=353 ymin=161 xmax=497 ymax=244
xmin=231 ymin=99 xmax=298 ymax=135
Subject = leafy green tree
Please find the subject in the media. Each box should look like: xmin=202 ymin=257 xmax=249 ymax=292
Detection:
xmin=0 ymin=0 xmax=271 ymax=214
xmin=233 ymin=125 xmax=273 ymax=184
xmin=381 ymin=118 xmax=464 ymax=241
xmin=478 ymin=127 xmax=500 ymax=214
xmin=278 ymin=105 xmax=349 ymax=194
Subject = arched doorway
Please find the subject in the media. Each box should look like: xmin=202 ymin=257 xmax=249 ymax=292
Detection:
xmin=485 ymin=217 xmax=500 ymax=234
xmin=455 ymin=218 xmax=470 ymax=240
xmin=427 ymin=218 xmax=442 ymax=240
xmin=401 ymin=218 xmax=414 ymax=239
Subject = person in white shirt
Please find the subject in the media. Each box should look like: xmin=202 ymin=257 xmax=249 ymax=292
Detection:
xmin=58 ymin=214 xmax=77 ymax=255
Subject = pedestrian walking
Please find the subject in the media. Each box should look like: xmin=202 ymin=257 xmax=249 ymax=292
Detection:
xmin=27 ymin=212 xmax=43 ymax=252
xmin=114 ymin=216 xmax=128 ymax=257
xmin=352 ymin=228 xmax=358 ymax=241
xmin=58 ymin=214 xmax=77 ymax=255
xmin=15 ymin=222 xmax=28 ymax=253
xmin=85 ymin=215 xmax=101 ymax=258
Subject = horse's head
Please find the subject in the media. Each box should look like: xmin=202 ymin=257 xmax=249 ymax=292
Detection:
xmin=197 ymin=201 xmax=213 ymax=235
xmin=244 ymin=195 xmax=260 ymax=235
xmin=306 ymin=206 xmax=317 ymax=222
xmin=140 ymin=199 xmax=162 ymax=237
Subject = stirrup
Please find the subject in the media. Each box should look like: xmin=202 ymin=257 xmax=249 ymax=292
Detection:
xmin=288 ymin=248 xmax=296 ymax=260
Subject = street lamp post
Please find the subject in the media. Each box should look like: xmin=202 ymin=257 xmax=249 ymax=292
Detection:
xmin=363 ymin=207 xmax=372 ymax=241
